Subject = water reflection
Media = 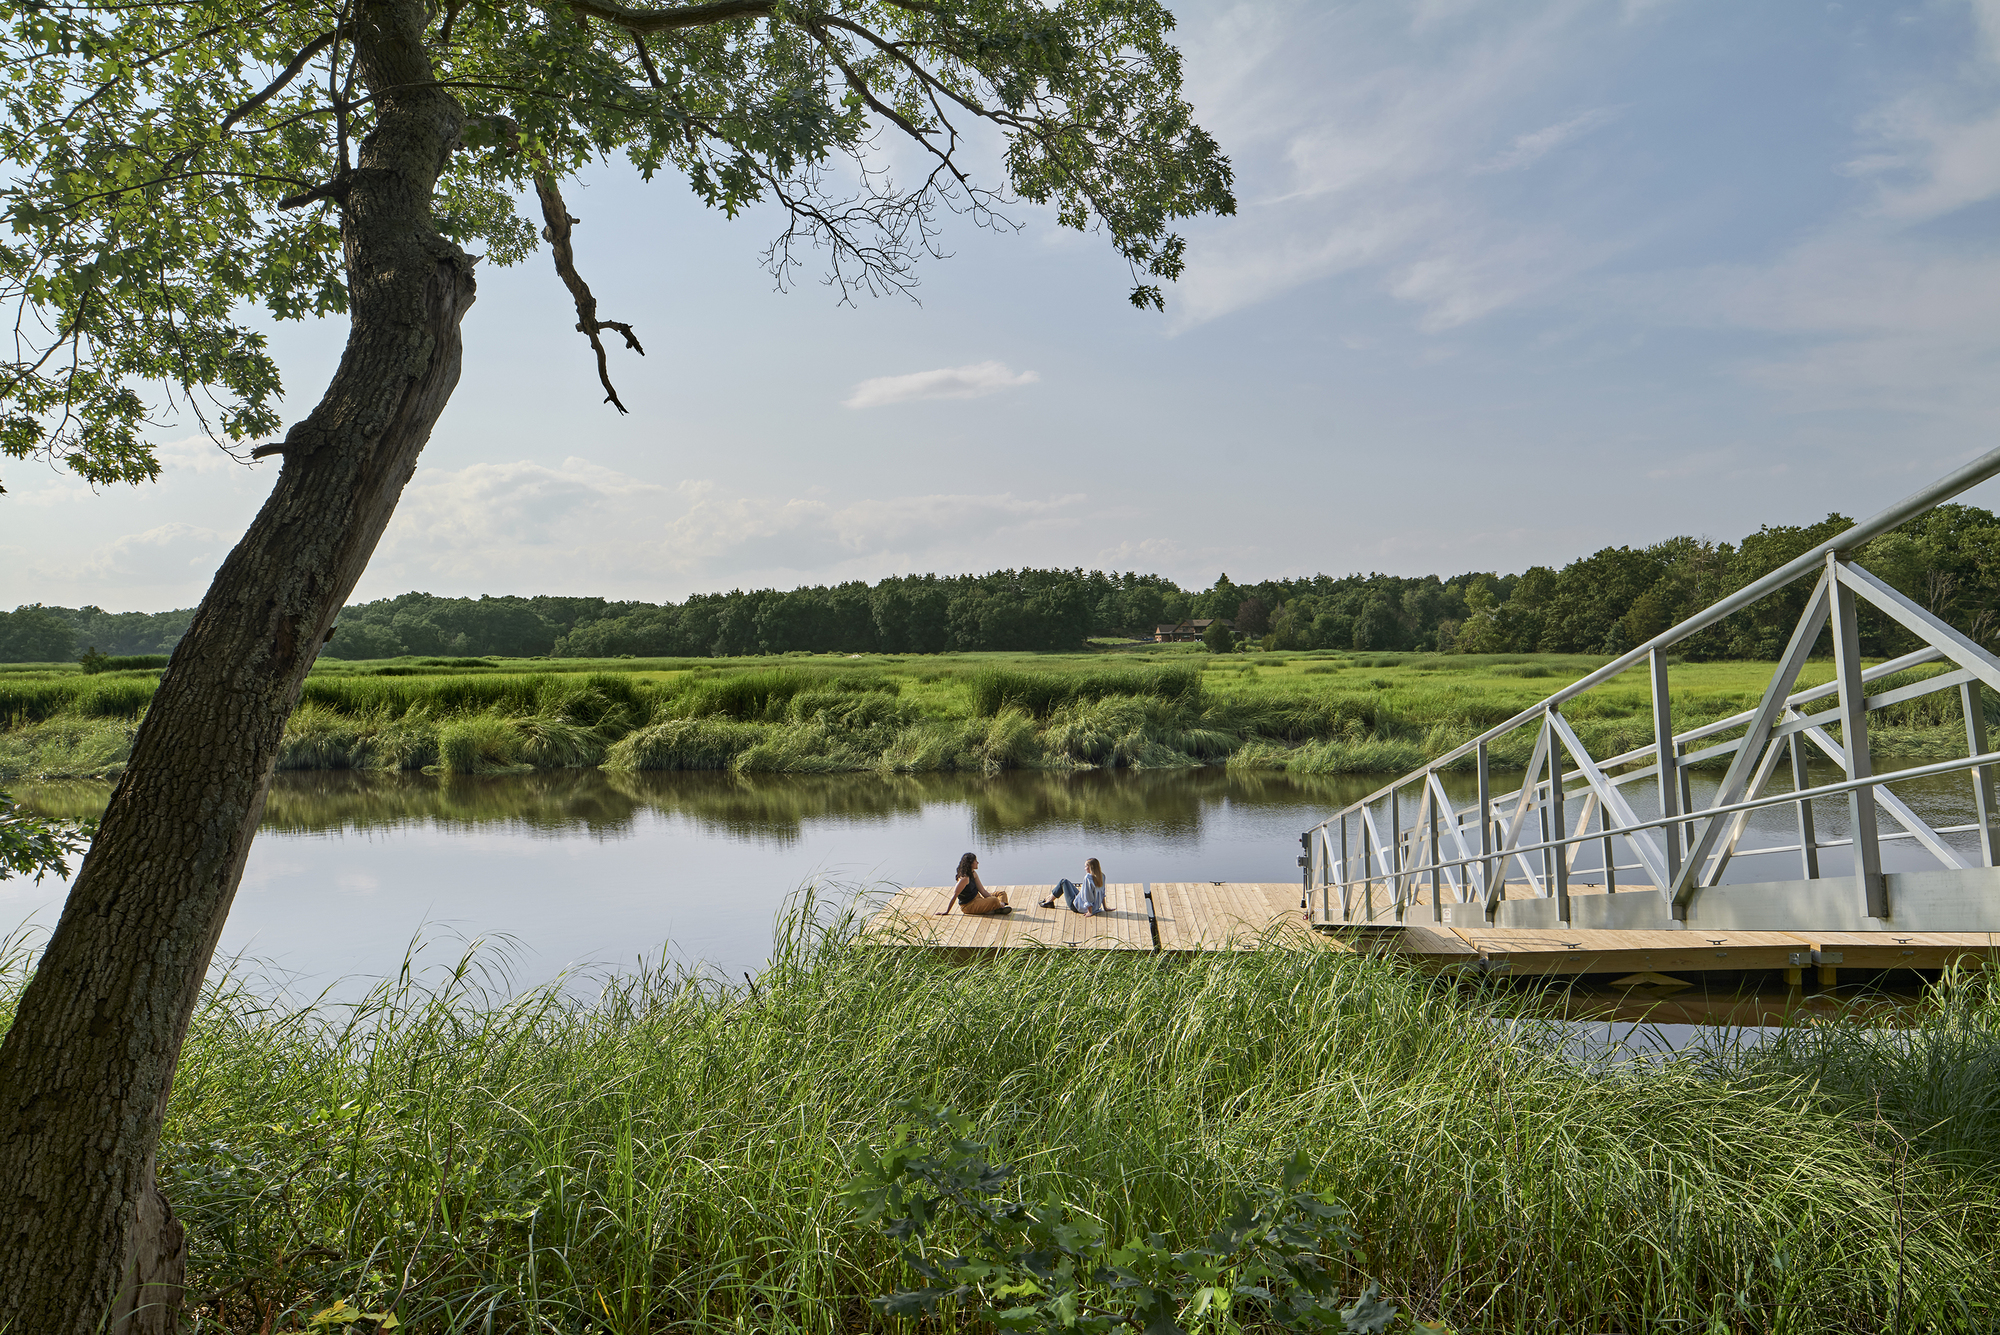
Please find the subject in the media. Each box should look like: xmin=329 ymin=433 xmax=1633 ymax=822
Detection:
xmin=8 ymin=762 xmax=1983 ymax=993
xmin=7 ymin=769 xmax=1376 ymax=990
xmin=23 ymin=767 xmax=1389 ymax=842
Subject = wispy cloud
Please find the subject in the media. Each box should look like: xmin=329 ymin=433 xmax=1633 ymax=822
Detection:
xmin=155 ymin=435 xmax=253 ymax=476
xmin=1170 ymin=0 xmax=1625 ymax=331
xmin=841 ymin=361 xmax=1039 ymax=409
xmin=1476 ymin=106 xmax=1621 ymax=172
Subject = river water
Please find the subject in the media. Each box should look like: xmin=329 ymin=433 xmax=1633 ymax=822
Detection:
xmin=6 ymin=764 xmax=1984 ymax=993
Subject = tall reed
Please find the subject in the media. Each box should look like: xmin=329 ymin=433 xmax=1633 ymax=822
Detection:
xmin=5 ymin=902 xmax=1989 ymax=1332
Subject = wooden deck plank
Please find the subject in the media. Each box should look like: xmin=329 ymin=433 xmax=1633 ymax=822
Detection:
xmin=1390 ymin=924 xmax=1478 ymax=960
xmin=1447 ymin=927 xmax=1805 ymax=975
xmin=1148 ymin=882 xmax=1295 ymax=952
xmin=1778 ymin=930 xmax=2000 ymax=971
xmin=1154 ymin=883 xmax=1207 ymax=952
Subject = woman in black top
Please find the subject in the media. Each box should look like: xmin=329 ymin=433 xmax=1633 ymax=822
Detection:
xmin=938 ymin=851 xmax=1012 ymax=916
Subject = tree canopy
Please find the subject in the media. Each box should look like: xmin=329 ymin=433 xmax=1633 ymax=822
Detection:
xmin=0 ymin=3 xmax=1237 ymax=1329
xmin=14 ymin=502 xmax=1999 ymax=665
xmin=0 ymin=0 xmax=1233 ymax=490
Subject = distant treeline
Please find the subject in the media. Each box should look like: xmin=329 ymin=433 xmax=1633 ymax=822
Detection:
xmin=5 ymin=504 xmax=1997 ymax=662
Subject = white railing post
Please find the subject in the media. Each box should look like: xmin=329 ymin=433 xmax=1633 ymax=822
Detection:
xmin=1789 ymin=733 xmax=1820 ymax=879
xmin=1965 ymin=682 xmax=1998 ymax=868
xmin=1830 ymin=554 xmax=1887 ymax=920
xmin=1651 ymin=647 xmax=1681 ymax=882
xmin=1548 ymin=714 xmax=1569 ymax=925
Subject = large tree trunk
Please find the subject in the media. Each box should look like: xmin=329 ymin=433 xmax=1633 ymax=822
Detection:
xmin=0 ymin=5 xmax=471 ymax=1329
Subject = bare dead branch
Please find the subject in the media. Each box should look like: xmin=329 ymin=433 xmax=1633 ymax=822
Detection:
xmin=461 ymin=114 xmax=644 ymax=411
xmin=799 ymin=21 xmax=972 ymax=191
xmin=532 ymin=170 xmax=645 ymax=413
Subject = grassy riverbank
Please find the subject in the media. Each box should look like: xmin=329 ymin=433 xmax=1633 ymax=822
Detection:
xmin=3 ymin=903 xmax=1994 ymax=1333
xmin=0 ymin=649 xmax=1982 ymax=782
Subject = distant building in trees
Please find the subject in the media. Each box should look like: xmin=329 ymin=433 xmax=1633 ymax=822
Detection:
xmin=1153 ymin=618 xmax=1226 ymax=643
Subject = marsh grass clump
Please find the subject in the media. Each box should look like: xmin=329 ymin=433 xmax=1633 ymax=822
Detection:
xmin=604 ymin=717 xmax=765 ymax=770
xmin=1730 ymin=966 xmax=2000 ymax=1172
xmin=969 ymin=664 xmax=1201 ymax=719
xmin=8 ymin=903 xmax=1991 ymax=1333
xmin=0 ymin=714 xmax=141 ymax=780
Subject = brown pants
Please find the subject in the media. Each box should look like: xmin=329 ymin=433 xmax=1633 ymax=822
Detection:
xmin=961 ymin=890 xmax=1011 ymax=915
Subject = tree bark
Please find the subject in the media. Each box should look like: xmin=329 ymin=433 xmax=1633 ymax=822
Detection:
xmin=0 ymin=4 xmax=472 ymax=1329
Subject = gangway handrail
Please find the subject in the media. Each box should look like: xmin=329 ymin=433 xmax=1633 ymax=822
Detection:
xmin=1313 ymin=443 xmax=2000 ymax=822
xmin=1328 ymin=748 xmax=2000 ymax=886
xmin=1302 ymin=443 xmax=2000 ymax=930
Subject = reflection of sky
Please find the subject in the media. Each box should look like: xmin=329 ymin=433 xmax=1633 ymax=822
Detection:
xmin=4 ymin=771 xmax=1365 ymax=995
xmin=4 ymin=764 xmax=1988 ymax=997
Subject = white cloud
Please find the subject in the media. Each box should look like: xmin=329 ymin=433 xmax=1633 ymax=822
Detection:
xmin=841 ymin=361 xmax=1039 ymax=409
xmin=355 ymin=457 xmax=1093 ymax=599
xmin=36 ymin=522 xmax=233 ymax=591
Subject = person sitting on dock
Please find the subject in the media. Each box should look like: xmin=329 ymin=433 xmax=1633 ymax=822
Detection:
xmin=940 ymin=852 xmax=1013 ymax=916
xmin=1040 ymin=858 xmax=1107 ymax=916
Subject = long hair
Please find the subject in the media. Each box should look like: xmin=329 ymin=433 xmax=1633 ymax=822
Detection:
xmin=1086 ymin=857 xmax=1103 ymax=883
xmin=956 ymin=851 xmax=978 ymax=881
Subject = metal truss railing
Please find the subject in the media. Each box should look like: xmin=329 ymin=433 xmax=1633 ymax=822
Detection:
xmin=1301 ymin=445 xmax=2000 ymax=931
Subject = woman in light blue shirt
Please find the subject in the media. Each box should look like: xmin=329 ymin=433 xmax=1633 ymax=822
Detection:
xmin=1039 ymin=858 xmax=1107 ymax=916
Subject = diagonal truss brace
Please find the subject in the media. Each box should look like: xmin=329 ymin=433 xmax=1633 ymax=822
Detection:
xmin=1671 ymin=571 xmax=1831 ymax=912
xmin=1488 ymin=722 xmax=1553 ymax=909
xmin=1794 ymin=717 xmax=1968 ymax=870
xmin=1545 ymin=711 xmax=1670 ymax=896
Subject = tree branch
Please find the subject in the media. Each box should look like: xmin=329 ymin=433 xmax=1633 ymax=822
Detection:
xmin=275 ymin=172 xmax=351 ymax=210
xmin=533 ymin=170 xmax=645 ymax=413
xmin=564 ymin=0 xmax=775 ymax=35
xmin=463 ymin=115 xmax=644 ymax=411
xmin=218 ymin=30 xmax=338 ymax=136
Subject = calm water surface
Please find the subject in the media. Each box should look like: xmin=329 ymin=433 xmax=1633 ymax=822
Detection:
xmin=8 ymin=764 xmax=1984 ymax=992
xmin=6 ymin=770 xmax=1383 ymax=988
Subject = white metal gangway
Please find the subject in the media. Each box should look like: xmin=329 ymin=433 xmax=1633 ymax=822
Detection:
xmin=1302 ymin=446 xmax=2000 ymax=934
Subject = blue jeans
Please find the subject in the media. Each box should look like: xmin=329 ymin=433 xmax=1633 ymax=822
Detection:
xmin=1051 ymin=878 xmax=1103 ymax=913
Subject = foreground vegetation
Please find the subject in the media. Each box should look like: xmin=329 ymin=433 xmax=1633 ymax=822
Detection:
xmin=1 ymin=649 xmax=1985 ymax=784
xmin=2 ymin=901 xmax=1994 ymax=1332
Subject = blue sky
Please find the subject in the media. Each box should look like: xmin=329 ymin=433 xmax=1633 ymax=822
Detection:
xmin=8 ymin=0 xmax=2000 ymax=611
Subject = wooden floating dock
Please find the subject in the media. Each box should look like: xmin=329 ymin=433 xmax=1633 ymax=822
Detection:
xmin=869 ymin=883 xmax=1312 ymax=955
xmin=868 ymin=884 xmax=2000 ymax=984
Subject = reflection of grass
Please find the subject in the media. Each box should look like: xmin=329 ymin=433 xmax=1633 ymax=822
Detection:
xmin=13 ymin=767 xmax=1395 ymax=840
xmin=5 ymin=904 xmax=1991 ymax=1331
xmin=2 ymin=651 xmax=1983 ymax=779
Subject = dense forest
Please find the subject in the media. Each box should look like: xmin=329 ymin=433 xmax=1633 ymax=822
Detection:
xmin=5 ymin=505 xmax=1997 ymax=663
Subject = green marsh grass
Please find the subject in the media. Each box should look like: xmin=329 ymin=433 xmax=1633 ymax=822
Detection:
xmin=3 ymin=652 xmax=1987 ymax=781
xmin=4 ymin=903 xmax=1995 ymax=1332
xmin=0 ymin=669 xmax=160 ymax=725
